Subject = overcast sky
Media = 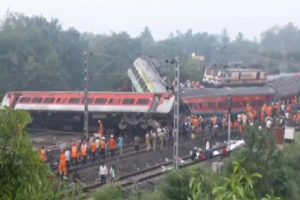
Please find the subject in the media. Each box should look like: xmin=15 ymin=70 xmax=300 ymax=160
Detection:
xmin=0 ymin=0 xmax=299 ymax=40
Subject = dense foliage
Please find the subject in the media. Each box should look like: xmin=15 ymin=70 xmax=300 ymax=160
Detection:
xmin=0 ymin=109 xmax=83 ymax=200
xmin=1 ymin=12 xmax=300 ymax=94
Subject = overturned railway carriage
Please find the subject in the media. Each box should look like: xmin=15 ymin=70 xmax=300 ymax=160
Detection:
xmin=1 ymin=92 xmax=174 ymax=132
xmin=182 ymin=75 xmax=300 ymax=115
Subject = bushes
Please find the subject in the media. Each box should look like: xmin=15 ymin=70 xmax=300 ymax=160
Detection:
xmin=94 ymin=185 xmax=123 ymax=200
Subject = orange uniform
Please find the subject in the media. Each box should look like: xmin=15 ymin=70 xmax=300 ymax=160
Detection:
xmin=91 ymin=142 xmax=97 ymax=153
xmin=266 ymin=106 xmax=272 ymax=117
xmin=39 ymin=148 xmax=47 ymax=162
xmin=81 ymin=143 xmax=87 ymax=157
xmin=109 ymin=138 xmax=117 ymax=150
xmin=71 ymin=144 xmax=78 ymax=160
xmin=59 ymin=152 xmax=67 ymax=176
xmin=100 ymin=140 xmax=106 ymax=150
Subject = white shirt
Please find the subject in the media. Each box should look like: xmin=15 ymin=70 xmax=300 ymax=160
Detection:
xmin=99 ymin=165 xmax=108 ymax=176
xmin=266 ymin=120 xmax=272 ymax=129
xmin=65 ymin=150 xmax=70 ymax=161
xmin=205 ymin=141 xmax=210 ymax=151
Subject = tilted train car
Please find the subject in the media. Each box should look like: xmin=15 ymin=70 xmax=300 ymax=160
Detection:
xmin=1 ymin=91 xmax=174 ymax=131
xmin=127 ymin=57 xmax=167 ymax=93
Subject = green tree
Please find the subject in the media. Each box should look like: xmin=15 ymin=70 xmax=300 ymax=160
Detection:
xmin=0 ymin=109 xmax=54 ymax=200
xmin=0 ymin=108 xmax=83 ymax=200
xmin=226 ymin=127 xmax=288 ymax=199
xmin=213 ymin=161 xmax=262 ymax=200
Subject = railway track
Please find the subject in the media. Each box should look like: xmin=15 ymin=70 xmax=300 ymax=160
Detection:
xmin=83 ymin=143 xmax=227 ymax=192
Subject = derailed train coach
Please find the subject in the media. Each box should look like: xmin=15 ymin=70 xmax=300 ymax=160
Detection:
xmin=1 ymin=91 xmax=175 ymax=132
xmin=2 ymin=74 xmax=300 ymax=132
xmin=181 ymin=75 xmax=300 ymax=115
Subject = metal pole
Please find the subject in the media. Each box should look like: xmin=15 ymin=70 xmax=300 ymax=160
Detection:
xmin=227 ymin=96 xmax=232 ymax=146
xmin=173 ymin=57 xmax=180 ymax=169
xmin=83 ymin=51 xmax=89 ymax=137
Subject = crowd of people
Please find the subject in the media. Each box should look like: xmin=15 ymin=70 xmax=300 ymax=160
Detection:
xmin=38 ymin=96 xmax=300 ymax=184
xmin=179 ymin=80 xmax=203 ymax=89
xmin=39 ymin=119 xmax=175 ymax=184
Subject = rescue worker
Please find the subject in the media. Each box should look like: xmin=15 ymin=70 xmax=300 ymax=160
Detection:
xmin=133 ymin=135 xmax=140 ymax=152
xmin=71 ymin=143 xmax=78 ymax=165
xmin=81 ymin=141 xmax=87 ymax=164
xmin=117 ymin=135 xmax=124 ymax=155
xmin=98 ymin=120 xmax=105 ymax=138
xmin=39 ymin=146 xmax=48 ymax=162
xmin=59 ymin=149 xmax=68 ymax=179
xmin=108 ymin=135 xmax=117 ymax=157
xmin=100 ymin=137 xmax=106 ymax=160
xmin=90 ymin=139 xmax=97 ymax=161
xmin=145 ymin=131 xmax=151 ymax=151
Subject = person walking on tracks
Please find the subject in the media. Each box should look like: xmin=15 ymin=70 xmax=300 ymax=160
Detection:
xmin=157 ymin=126 xmax=165 ymax=150
xmin=133 ymin=135 xmax=140 ymax=152
xmin=71 ymin=143 xmax=78 ymax=165
xmin=150 ymin=129 xmax=157 ymax=150
xmin=108 ymin=135 xmax=117 ymax=157
xmin=205 ymin=139 xmax=211 ymax=159
xmin=145 ymin=131 xmax=151 ymax=151
xmin=39 ymin=146 xmax=48 ymax=163
xmin=100 ymin=137 xmax=106 ymax=160
xmin=65 ymin=147 xmax=71 ymax=170
xmin=109 ymin=164 xmax=116 ymax=183
xmin=99 ymin=162 xmax=108 ymax=185
xmin=117 ymin=135 xmax=124 ymax=155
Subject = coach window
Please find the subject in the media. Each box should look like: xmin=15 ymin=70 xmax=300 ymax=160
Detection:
xmin=123 ymin=98 xmax=135 ymax=105
xmin=44 ymin=98 xmax=55 ymax=103
xmin=137 ymin=99 xmax=149 ymax=105
xmin=108 ymin=98 xmax=120 ymax=104
xmin=56 ymin=98 xmax=61 ymax=103
xmin=95 ymin=98 xmax=107 ymax=104
xmin=218 ymin=102 xmax=226 ymax=109
xmin=69 ymin=98 xmax=80 ymax=104
xmin=19 ymin=97 xmax=31 ymax=103
xmin=81 ymin=98 xmax=93 ymax=104
xmin=252 ymin=101 xmax=257 ymax=107
xmin=208 ymin=102 xmax=216 ymax=109
xmin=258 ymin=101 xmax=264 ymax=106
xmin=190 ymin=103 xmax=198 ymax=110
xmin=198 ymin=103 xmax=202 ymax=108
xmin=32 ymin=97 xmax=43 ymax=103
xmin=235 ymin=101 xmax=242 ymax=108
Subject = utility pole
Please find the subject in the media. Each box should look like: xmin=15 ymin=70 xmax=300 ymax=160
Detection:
xmin=83 ymin=51 xmax=118 ymax=138
xmin=166 ymin=57 xmax=180 ymax=169
xmin=83 ymin=51 xmax=89 ymax=138
xmin=227 ymin=95 xmax=232 ymax=146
